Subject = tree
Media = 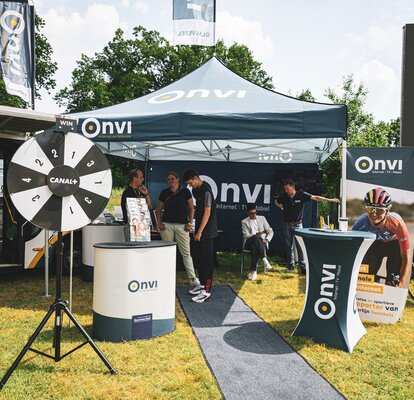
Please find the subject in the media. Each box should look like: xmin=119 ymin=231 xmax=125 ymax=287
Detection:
xmin=0 ymin=15 xmax=57 ymax=107
xmin=296 ymin=89 xmax=316 ymax=102
xmin=55 ymin=26 xmax=274 ymax=113
xmin=316 ymin=76 xmax=399 ymax=221
xmin=55 ymin=26 xmax=275 ymax=187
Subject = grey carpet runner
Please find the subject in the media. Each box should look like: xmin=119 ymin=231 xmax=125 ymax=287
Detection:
xmin=176 ymin=285 xmax=346 ymax=400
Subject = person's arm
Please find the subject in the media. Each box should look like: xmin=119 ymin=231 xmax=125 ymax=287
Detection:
xmin=310 ymin=195 xmax=340 ymax=204
xmin=262 ymin=217 xmax=273 ymax=243
xmin=155 ymin=200 xmax=165 ymax=230
xmin=185 ymin=197 xmax=194 ymax=232
xmin=274 ymin=198 xmax=283 ymax=210
xmin=241 ymin=220 xmax=250 ymax=241
xmin=398 ymin=247 xmax=411 ymax=288
xmin=138 ymin=185 xmax=153 ymax=209
xmin=194 ymin=207 xmax=211 ymax=241
xmin=121 ymin=190 xmax=128 ymax=224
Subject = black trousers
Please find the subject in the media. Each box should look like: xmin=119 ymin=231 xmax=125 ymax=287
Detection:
xmin=362 ymin=240 xmax=401 ymax=281
xmin=192 ymin=238 xmax=215 ymax=292
xmin=245 ymin=235 xmax=267 ymax=271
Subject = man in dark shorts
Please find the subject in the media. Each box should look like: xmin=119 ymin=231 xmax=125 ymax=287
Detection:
xmin=184 ymin=169 xmax=217 ymax=303
xmin=352 ymin=188 xmax=411 ymax=287
xmin=275 ymin=179 xmax=339 ymax=273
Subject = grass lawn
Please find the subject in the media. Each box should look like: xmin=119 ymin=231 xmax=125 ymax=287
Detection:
xmin=0 ymin=254 xmax=413 ymax=399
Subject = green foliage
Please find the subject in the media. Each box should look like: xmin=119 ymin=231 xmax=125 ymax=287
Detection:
xmin=295 ymin=89 xmax=316 ymax=102
xmin=55 ymin=26 xmax=273 ymax=113
xmin=305 ymin=76 xmax=400 ymax=220
xmin=320 ymin=76 xmax=399 ymax=201
xmin=0 ymin=14 xmax=57 ymax=107
xmin=107 ymin=155 xmax=144 ymax=188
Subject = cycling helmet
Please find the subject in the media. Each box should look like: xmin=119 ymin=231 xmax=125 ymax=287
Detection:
xmin=364 ymin=188 xmax=392 ymax=207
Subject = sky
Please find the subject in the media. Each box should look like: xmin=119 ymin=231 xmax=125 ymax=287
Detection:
xmin=33 ymin=0 xmax=414 ymax=122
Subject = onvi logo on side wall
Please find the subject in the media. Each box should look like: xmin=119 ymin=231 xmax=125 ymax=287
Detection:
xmin=81 ymin=118 xmax=132 ymax=139
xmin=355 ymin=156 xmax=403 ymax=174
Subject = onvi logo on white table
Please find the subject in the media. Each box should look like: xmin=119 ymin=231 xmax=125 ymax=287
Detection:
xmin=128 ymin=280 xmax=158 ymax=292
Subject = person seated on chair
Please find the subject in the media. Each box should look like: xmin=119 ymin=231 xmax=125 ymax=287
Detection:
xmin=241 ymin=203 xmax=274 ymax=281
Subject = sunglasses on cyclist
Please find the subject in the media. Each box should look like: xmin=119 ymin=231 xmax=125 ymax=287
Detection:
xmin=366 ymin=206 xmax=387 ymax=215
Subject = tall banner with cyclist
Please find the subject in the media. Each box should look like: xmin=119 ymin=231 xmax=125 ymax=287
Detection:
xmin=346 ymin=148 xmax=414 ymax=323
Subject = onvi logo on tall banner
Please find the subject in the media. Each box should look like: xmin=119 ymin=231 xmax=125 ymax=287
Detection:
xmin=355 ymin=156 xmax=403 ymax=174
xmin=81 ymin=118 xmax=132 ymax=139
xmin=0 ymin=1 xmax=34 ymax=105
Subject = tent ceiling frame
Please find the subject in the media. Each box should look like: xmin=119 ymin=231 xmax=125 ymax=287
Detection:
xmin=100 ymin=136 xmax=342 ymax=163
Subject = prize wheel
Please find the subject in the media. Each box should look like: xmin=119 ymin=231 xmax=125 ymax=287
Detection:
xmin=7 ymin=130 xmax=112 ymax=232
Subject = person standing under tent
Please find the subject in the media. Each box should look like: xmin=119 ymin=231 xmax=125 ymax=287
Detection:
xmin=156 ymin=171 xmax=200 ymax=288
xmin=184 ymin=169 xmax=217 ymax=303
xmin=121 ymin=168 xmax=152 ymax=240
xmin=275 ymin=179 xmax=340 ymax=273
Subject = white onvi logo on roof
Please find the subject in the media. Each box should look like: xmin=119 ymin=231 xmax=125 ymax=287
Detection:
xmin=148 ymin=89 xmax=246 ymax=104
xmin=355 ymin=156 xmax=403 ymax=174
xmin=81 ymin=118 xmax=132 ymax=139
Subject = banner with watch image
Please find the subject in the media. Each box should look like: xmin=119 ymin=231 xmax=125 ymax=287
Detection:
xmin=346 ymin=148 xmax=414 ymax=323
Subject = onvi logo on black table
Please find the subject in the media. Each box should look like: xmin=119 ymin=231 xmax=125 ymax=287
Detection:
xmin=314 ymin=264 xmax=337 ymax=320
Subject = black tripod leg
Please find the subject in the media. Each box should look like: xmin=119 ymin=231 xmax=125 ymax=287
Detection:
xmin=53 ymin=303 xmax=63 ymax=361
xmin=0 ymin=304 xmax=56 ymax=390
xmin=62 ymin=305 xmax=117 ymax=374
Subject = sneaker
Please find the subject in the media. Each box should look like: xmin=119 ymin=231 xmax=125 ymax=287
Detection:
xmin=189 ymin=278 xmax=200 ymax=286
xmin=188 ymin=285 xmax=204 ymax=295
xmin=247 ymin=271 xmax=257 ymax=281
xmin=264 ymin=259 xmax=272 ymax=271
xmin=191 ymin=290 xmax=211 ymax=303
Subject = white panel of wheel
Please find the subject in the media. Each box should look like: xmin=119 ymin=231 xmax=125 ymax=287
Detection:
xmin=7 ymin=131 xmax=112 ymax=232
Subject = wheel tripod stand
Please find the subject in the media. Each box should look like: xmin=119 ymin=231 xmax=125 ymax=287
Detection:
xmin=0 ymin=232 xmax=117 ymax=390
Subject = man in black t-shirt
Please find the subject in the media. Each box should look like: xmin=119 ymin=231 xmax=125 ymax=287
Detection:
xmin=275 ymin=179 xmax=339 ymax=273
xmin=184 ymin=169 xmax=217 ymax=303
xmin=121 ymin=168 xmax=152 ymax=240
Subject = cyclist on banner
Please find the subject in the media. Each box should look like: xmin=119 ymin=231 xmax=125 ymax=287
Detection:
xmin=352 ymin=188 xmax=411 ymax=288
